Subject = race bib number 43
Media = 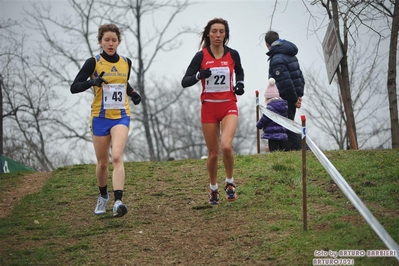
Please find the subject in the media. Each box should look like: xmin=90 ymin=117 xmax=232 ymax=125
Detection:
xmin=204 ymin=67 xmax=231 ymax=93
xmin=102 ymin=84 xmax=126 ymax=109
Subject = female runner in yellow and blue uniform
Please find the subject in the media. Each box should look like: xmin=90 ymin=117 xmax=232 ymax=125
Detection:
xmin=71 ymin=23 xmax=141 ymax=217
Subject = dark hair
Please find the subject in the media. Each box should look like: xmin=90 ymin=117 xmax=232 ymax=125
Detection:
xmin=97 ymin=23 xmax=122 ymax=43
xmin=199 ymin=18 xmax=230 ymax=49
xmin=265 ymin=30 xmax=279 ymax=46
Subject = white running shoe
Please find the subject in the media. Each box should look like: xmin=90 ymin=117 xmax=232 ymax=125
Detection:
xmin=113 ymin=200 xmax=128 ymax=217
xmin=94 ymin=194 xmax=109 ymax=215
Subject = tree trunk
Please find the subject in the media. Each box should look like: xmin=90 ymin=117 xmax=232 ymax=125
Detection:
xmin=135 ymin=5 xmax=156 ymax=161
xmin=387 ymin=1 xmax=399 ymax=149
xmin=332 ymin=0 xmax=358 ymax=149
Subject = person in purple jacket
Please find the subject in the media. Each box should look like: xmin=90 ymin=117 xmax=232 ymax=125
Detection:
xmin=256 ymin=78 xmax=288 ymax=152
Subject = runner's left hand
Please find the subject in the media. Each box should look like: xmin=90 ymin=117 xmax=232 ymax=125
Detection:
xmin=234 ymin=83 xmax=245 ymax=95
xmin=130 ymin=90 xmax=141 ymax=105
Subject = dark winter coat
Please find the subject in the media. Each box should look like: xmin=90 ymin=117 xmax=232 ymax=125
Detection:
xmin=256 ymin=98 xmax=288 ymax=141
xmin=266 ymin=39 xmax=305 ymax=104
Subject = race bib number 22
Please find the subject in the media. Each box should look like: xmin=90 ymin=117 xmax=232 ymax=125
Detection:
xmin=204 ymin=67 xmax=231 ymax=93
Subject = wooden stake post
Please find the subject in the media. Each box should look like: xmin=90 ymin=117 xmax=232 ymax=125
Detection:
xmin=301 ymin=115 xmax=307 ymax=231
xmin=256 ymin=90 xmax=260 ymax=154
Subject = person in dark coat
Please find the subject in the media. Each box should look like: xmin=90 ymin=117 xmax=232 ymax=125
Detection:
xmin=256 ymin=78 xmax=288 ymax=152
xmin=265 ymin=30 xmax=305 ymax=151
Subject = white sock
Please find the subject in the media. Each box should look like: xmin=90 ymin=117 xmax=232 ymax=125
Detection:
xmin=210 ymin=184 xmax=218 ymax=191
xmin=226 ymin=177 xmax=234 ymax=184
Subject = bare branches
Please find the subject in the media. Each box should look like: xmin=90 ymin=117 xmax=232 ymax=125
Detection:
xmin=303 ymin=47 xmax=390 ymax=150
xmin=16 ymin=0 xmax=213 ymax=162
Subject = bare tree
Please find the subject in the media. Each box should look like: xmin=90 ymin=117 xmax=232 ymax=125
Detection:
xmin=305 ymin=0 xmax=398 ymax=149
xmin=6 ymin=0 xmax=263 ymax=168
xmin=100 ymin=0 xmax=198 ymax=161
xmin=0 ymin=74 xmax=3 ymax=155
xmin=22 ymin=0 xmax=218 ymax=162
xmin=149 ymin=81 xmax=204 ymax=160
xmin=316 ymin=0 xmax=359 ymax=149
xmin=1 ymin=26 xmax=73 ymax=171
xmin=1 ymin=19 xmax=22 ymax=156
xmin=303 ymin=47 xmax=390 ymax=150
xmin=123 ymin=79 xmax=256 ymax=160
xmin=382 ymin=0 xmax=399 ymax=148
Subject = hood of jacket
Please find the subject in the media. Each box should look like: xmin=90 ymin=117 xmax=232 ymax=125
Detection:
xmin=266 ymin=39 xmax=298 ymax=58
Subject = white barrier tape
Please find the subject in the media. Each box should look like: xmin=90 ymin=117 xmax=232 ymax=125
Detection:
xmin=306 ymin=135 xmax=399 ymax=258
xmin=259 ymin=105 xmax=302 ymax=134
xmin=259 ymin=104 xmax=399 ymax=260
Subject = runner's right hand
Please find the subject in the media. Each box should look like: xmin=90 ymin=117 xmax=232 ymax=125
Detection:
xmin=90 ymin=77 xmax=104 ymax=87
xmin=90 ymin=72 xmax=108 ymax=87
xmin=197 ymin=68 xmax=212 ymax=80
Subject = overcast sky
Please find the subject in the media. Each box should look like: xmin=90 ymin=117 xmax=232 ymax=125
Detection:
xmin=157 ymin=0 xmax=327 ymax=123
xmin=0 ymin=0 xmax=330 ymax=120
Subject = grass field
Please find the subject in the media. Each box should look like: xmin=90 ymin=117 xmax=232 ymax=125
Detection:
xmin=0 ymin=149 xmax=398 ymax=265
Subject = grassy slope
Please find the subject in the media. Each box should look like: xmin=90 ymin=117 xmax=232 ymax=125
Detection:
xmin=0 ymin=149 xmax=398 ymax=265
